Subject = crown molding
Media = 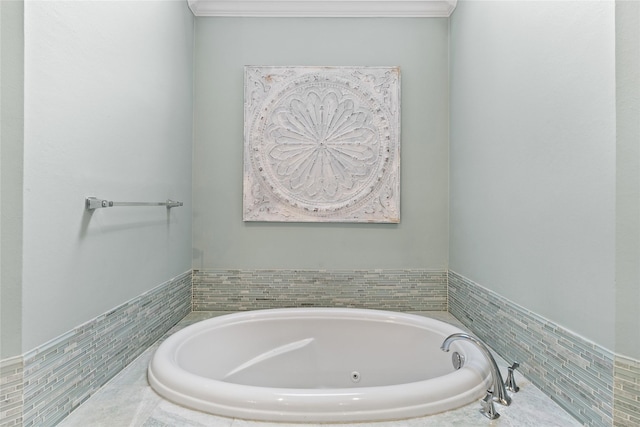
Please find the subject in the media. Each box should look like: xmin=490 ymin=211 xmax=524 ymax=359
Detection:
xmin=187 ymin=0 xmax=458 ymax=17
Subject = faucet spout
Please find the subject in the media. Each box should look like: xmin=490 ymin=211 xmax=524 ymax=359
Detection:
xmin=441 ymin=333 xmax=511 ymax=406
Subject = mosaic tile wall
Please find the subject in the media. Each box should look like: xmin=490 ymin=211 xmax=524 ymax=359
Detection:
xmin=5 ymin=267 xmax=638 ymax=427
xmin=0 ymin=271 xmax=191 ymax=427
xmin=192 ymin=269 xmax=448 ymax=312
xmin=614 ymin=355 xmax=640 ymax=426
xmin=0 ymin=356 xmax=23 ymax=427
xmin=448 ymin=270 xmax=614 ymax=426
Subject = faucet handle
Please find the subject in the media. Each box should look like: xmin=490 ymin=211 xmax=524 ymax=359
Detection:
xmin=505 ymin=361 xmax=520 ymax=392
xmin=480 ymin=390 xmax=500 ymax=419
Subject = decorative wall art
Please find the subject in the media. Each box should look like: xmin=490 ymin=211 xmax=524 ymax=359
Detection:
xmin=243 ymin=66 xmax=401 ymax=223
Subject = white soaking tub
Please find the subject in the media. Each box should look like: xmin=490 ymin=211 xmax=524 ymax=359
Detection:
xmin=148 ymin=308 xmax=492 ymax=423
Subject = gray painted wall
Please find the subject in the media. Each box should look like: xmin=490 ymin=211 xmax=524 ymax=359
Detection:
xmin=193 ymin=17 xmax=450 ymax=270
xmin=615 ymin=0 xmax=640 ymax=360
xmin=449 ymin=1 xmax=617 ymax=350
xmin=19 ymin=0 xmax=194 ymax=352
xmin=0 ymin=0 xmax=24 ymax=359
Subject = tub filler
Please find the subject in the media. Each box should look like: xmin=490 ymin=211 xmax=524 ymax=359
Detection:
xmin=148 ymin=308 xmax=492 ymax=422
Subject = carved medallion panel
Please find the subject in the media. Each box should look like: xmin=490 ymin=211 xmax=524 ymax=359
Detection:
xmin=244 ymin=66 xmax=400 ymax=223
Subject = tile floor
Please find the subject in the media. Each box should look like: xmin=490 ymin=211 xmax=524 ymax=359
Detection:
xmin=58 ymin=311 xmax=581 ymax=427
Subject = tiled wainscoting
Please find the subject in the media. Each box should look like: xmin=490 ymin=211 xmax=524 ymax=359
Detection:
xmin=3 ymin=268 xmax=639 ymax=427
xmin=614 ymin=355 xmax=640 ymax=426
xmin=449 ymin=271 xmax=619 ymax=426
xmin=0 ymin=356 xmax=23 ymax=426
xmin=0 ymin=271 xmax=191 ymax=427
xmin=192 ymin=269 xmax=448 ymax=312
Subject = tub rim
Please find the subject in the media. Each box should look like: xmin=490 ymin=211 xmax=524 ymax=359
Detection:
xmin=148 ymin=307 xmax=492 ymax=422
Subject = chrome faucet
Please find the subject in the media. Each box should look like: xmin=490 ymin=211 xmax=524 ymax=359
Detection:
xmin=440 ymin=333 xmax=512 ymax=407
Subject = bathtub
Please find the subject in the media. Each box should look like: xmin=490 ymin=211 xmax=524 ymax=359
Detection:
xmin=148 ymin=308 xmax=492 ymax=422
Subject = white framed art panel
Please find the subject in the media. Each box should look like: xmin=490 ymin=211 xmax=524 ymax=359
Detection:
xmin=243 ymin=66 xmax=400 ymax=223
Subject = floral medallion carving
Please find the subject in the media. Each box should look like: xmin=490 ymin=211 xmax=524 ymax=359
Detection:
xmin=244 ymin=66 xmax=400 ymax=222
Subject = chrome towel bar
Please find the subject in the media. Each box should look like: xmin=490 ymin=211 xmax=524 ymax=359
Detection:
xmin=85 ymin=197 xmax=183 ymax=210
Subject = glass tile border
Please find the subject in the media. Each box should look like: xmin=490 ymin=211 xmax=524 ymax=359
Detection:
xmin=448 ymin=270 xmax=614 ymax=426
xmin=0 ymin=271 xmax=191 ymax=427
xmin=614 ymin=354 xmax=640 ymax=426
xmin=0 ymin=356 xmax=23 ymax=427
xmin=5 ymin=268 xmax=637 ymax=427
xmin=192 ymin=269 xmax=448 ymax=312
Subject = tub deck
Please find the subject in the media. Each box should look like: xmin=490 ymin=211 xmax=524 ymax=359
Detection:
xmin=58 ymin=311 xmax=581 ymax=427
